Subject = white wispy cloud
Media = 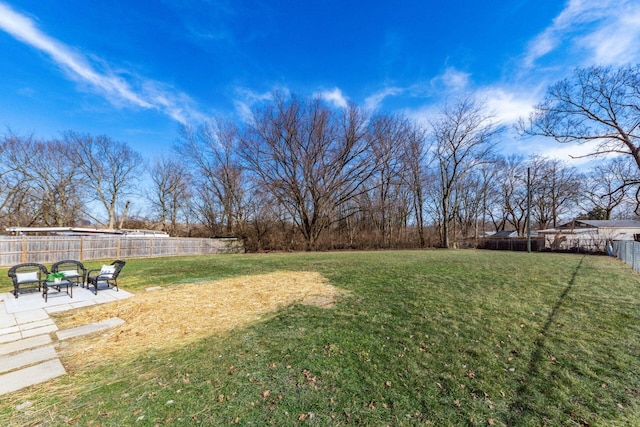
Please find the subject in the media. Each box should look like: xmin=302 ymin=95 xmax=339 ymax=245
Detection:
xmin=431 ymin=67 xmax=470 ymax=92
xmin=0 ymin=1 xmax=205 ymax=124
xmin=364 ymin=87 xmax=404 ymax=111
xmin=232 ymin=87 xmax=281 ymax=122
xmin=578 ymin=2 xmax=640 ymax=66
xmin=403 ymin=103 xmax=440 ymax=127
xmin=514 ymin=136 xmax=603 ymax=165
xmin=477 ymin=86 xmax=541 ymax=125
xmin=480 ymin=84 xmax=602 ymax=164
xmin=403 ymin=86 xmax=536 ymax=129
xmin=523 ymin=0 xmax=640 ymax=68
xmin=233 ymin=100 xmax=254 ymax=123
xmin=315 ymin=87 xmax=349 ymax=109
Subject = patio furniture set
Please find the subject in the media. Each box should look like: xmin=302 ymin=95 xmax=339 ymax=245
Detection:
xmin=7 ymin=259 xmax=126 ymax=302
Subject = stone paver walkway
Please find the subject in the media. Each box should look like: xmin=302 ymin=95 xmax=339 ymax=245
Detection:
xmin=0 ymin=286 xmax=132 ymax=396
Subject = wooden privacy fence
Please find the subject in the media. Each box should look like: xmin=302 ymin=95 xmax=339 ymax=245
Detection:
xmin=0 ymin=236 xmax=243 ymax=267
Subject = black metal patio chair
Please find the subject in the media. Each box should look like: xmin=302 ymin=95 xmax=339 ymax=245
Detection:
xmin=7 ymin=263 xmax=48 ymax=298
xmin=51 ymin=259 xmax=87 ymax=287
xmin=86 ymin=260 xmax=126 ymax=295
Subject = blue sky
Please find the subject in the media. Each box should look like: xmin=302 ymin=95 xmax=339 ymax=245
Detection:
xmin=1 ymin=0 xmax=640 ymax=162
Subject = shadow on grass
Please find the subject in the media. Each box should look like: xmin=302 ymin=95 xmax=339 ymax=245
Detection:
xmin=506 ymin=255 xmax=586 ymax=425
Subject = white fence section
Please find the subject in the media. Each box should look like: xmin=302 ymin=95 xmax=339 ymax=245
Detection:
xmin=0 ymin=236 xmax=243 ymax=267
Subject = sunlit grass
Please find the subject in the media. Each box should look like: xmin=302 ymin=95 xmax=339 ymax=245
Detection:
xmin=1 ymin=250 xmax=640 ymax=426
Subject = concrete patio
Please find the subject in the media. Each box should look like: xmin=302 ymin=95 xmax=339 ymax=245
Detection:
xmin=0 ymin=285 xmax=133 ymax=395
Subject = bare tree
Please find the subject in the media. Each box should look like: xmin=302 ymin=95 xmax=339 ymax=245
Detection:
xmin=403 ymin=122 xmax=430 ymax=248
xmin=430 ymin=97 xmax=501 ymax=248
xmin=65 ymin=132 xmax=143 ymax=229
xmin=34 ymin=139 xmax=86 ymax=227
xmin=522 ymin=64 xmax=640 ymax=168
xmin=240 ymin=94 xmax=375 ymax=250
xmin=367 ymin=113 xmax=415 ymax=248
xmin=243 ymin=185 xmax=280 ymax=251
xmin=149 ymin=157 xmax=192 ymax=235
xmin=529 ymin=157 xmax=582 ymax=229
xmin=523 ymin=64 xmax=640 ymax=212
xmin=582 ymin=156 xmax=636 ymax=219
xmin=176 ymin=118 xmax=246 ymax=236
xmin=0 ymin=134 xmax=35 ymax=228
xmin=1 ymin=134 xmax=85 ymax=227
xmin=493 ymin=156 xmax=528 ymax=235
xmin=455 ymin=160 xmax=500 ymax=242
xmin=476 ymin=159 xmax=502 ymax=238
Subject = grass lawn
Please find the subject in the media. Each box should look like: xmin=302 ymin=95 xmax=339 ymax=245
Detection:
xmin=1 ymin=250 xmax=640 ymax=426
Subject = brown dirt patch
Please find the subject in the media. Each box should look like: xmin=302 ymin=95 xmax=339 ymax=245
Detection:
xmin=53 ymin=271 xmax=342 ymax=371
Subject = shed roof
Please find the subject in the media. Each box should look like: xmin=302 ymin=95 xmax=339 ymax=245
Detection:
xmin=488 ymin=230 xmax=519 ymax=238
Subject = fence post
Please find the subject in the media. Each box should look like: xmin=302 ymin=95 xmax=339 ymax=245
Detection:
xmin=21 ymin=235 xmax=27 ymax=263
xmin=117 ymin=237 xmax=121 ymax=259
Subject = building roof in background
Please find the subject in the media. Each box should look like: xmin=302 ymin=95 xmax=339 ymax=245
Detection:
xmin=559 ymin=220 xmax=640 ymax=229
xmin=487 ymin=230 xmax=519 ymax=238
xmin=6 ymin=227 xmax=168 ymax=237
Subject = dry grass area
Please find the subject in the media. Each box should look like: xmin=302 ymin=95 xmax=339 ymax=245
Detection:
xmin=53 ymin=271 xmax=343 ymax=371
